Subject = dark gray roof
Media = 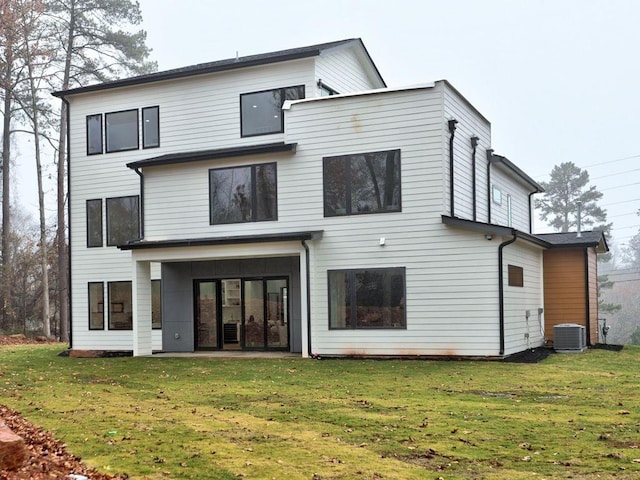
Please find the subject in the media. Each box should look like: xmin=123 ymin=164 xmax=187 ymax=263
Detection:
xmin=119 ymin=231 xmax=323 ymax=250
xmin=490 ymin=153 xmax=544 ymax=193
xmin=535 ymin=231 xmax=609 ymax=252
xmin=127 ymin=142 xmax=296 ymax=169
xmin=53 ymin=38 xmax=385 ymax=97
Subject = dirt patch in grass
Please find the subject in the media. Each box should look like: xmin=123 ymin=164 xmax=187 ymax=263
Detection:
xmin=0 ymin=405 xmax=127 ymax=480
xmin=0 ymin=335 xmax=58 ymax=346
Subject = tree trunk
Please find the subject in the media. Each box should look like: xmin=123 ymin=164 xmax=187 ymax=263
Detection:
xmin=1 ymin=50 xmax=13 ymax=330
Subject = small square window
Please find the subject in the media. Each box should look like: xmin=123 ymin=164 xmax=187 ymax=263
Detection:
xmin=508 ymin=264 xmax=524 ymax=287
xmin=106 ymin=109 xmax=139 ymax=153
xmin=142 ymin=106 xmax=159 ymax=148
xmin=86 ymin=114 xmax=103 ymax=155
xmin=492 ymin=185 xmax=502 ymax=205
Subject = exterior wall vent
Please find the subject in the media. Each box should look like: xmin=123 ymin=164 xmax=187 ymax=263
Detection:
xmin=554 ymin=323 xmax=586 ymax=352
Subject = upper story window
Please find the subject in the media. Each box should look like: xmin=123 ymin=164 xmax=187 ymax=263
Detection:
xmin=323 ymin=149 xmax=401 ymax=217
xmin=106 ymin=195 xmax=140 ymax=246
xmin=86 ymin=199 xmax=103 ymax=247
xmin=142 ymin=106 xmax=160 ymax=148
xmin=209 ymin=163 xmax=277 ymax=224
xmin=328 ymin=267 xmax=406 ymax=329
xmin=106 ymin=109 xmax=139 ymax=153
xmin=86 ymin=114 xmax=103 ymax=155
xmin=240 ymin=85 xmax=304 ymax=137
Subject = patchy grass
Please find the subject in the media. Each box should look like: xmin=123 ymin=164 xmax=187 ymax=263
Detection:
xmin=1 ymin=346 xmax=639 ymax=479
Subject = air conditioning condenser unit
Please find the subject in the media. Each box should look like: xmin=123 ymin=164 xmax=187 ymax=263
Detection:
xmin=554 ymin=323 xmax=586 ymax=352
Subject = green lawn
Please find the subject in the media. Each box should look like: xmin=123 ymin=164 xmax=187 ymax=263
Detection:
xmin=1 ymin=345 xmax=639 ymax=479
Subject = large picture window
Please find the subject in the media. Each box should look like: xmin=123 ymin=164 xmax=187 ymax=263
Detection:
xmin=209 ymin=163 xmax=277 ymax=224
xmin=328 ymin=267 xmax=406 ymax=329
xmin=240 ymin=85 xmax=304 ymax=137
xmin=86 ymin=114 xmax=103 ymax=155
xmin=142 ymin=106 xmax=160 ymax=149
xmin=106 ymin=109 xmax=138 ymax=153
xmin=323 ymin=149 xmax=401 ymax=216
xmin=106 ymin=196 xmax=140 ymax=246
xmin=88 ymin=282 xmax=104 ymax=330
xmin=108 ymin=281 xmax=132 ymax=330
xmin=86 ymin=199 xmax=103 ymax=247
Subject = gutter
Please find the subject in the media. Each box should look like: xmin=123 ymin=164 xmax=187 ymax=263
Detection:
xmin=302 ymin=240 xmax=312 ymax=358
xmin=498 ymin=232 xmax=518 ymax=355
xmin=448 ymin=119 xmax=458 ymax=216
xmin=61 ymin=95 xmax=73 ymax=350
xmin=471 ymin=136 xmax=479 ymax=221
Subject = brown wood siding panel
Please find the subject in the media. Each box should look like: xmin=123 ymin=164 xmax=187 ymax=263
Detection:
xmin=587 ymin=248 xmax=599 ymax=344
xmin=543 ymin=249 xmax=587 ymax=341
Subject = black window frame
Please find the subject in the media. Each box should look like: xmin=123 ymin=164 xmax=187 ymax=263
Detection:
xmin=108 ymin=281 xmax=133 ymax=330
xmin=323 ymin=149 xmax=402 ymax=217
xmin=328 ymin=267 xmax=406 ymax=330
xmin=105 ymin=108 xmax=139 ymax=153
xmin=106 ymin=195 xmax=140 ymax=247
xmin=86 ymin=198 xmax=103 ymax=247
xmin=240 ymin=85 xmax=305 ymax=137
xmin=86 ymin=114 xmax=103 ymax=155
xmin=142 ymin=106 xmax=160 ymax=149
xmin=88 ymin=282 xmax=105 ymax=330
xmin=209 ymin=162 xmax=278 ymax=225
xmin=508 ymin=264 xmax=524 ymax=287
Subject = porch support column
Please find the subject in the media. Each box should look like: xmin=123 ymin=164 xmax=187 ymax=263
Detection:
xmin=132 ymin=259 xmax=152 ymax=356
xmin=300 ymin=244 xmax=309 ymax=358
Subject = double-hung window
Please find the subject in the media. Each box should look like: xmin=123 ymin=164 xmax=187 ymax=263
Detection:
xmin=105 ymin=109 xmax=139 ymax=153
xmin=323 ymin=149 xmax=401 ymax=216
xmin=106 ymin=196 xmax=140 ymax=246
xmin=328 ymin=267 xmax=406 ymax=329
xmin=209 ymin=163 xmax=277 ymax=224
xmin=240 ymin=85 xmax=304 ymax=137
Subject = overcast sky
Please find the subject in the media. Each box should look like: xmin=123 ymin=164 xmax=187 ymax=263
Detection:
xmin=15 ymin=0 xmax=640 ymax=259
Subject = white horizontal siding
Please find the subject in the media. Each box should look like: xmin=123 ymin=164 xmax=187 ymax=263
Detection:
xmin=490 ymin=167 xmax=533 ymax=232
xmin=442 ymin=82 xmax=492 ymax=223
xmin=502 ymin=241 xmax=545 ymax=355
xmin=314 ymin=46 xmax=381 ymax=94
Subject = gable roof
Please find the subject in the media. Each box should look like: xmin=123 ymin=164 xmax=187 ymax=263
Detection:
xmin=52 ymin=38 xmax=385 ymax=98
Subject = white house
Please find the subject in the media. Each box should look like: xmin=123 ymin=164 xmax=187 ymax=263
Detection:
xmin=53 ymin=38 xmax=603 ymax=358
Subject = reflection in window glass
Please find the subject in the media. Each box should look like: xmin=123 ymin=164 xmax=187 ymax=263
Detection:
xmin=329 ymin=267 xmax=406 ymax=329
xmin=210 ymin=163 xmax=277 ymax=224
xmin=142 ymin=106 xmax=159 ymax=148
xmin=106 ymin=109 xmax=138 ymax=152
xmin=108 ymin=281 xmax=132 ymax=330
xmin=86 ymin=114 xmax=103 ymax=155
xmin=152 ymin=279 xmax=162 ymax=329
xmin=88 ymin=282 xmax=104 ymax=330
xmin=106 ymin=196 xmax=139 ymax=246
xmin=324 ymin=150 xmax=401 ymax=216
xmin=240 ymin=86 xmax=304 ymax=137
xmin=86 ymin=199 xmax=102 ymax=247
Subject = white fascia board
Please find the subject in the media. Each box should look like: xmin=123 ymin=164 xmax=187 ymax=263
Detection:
xmin=282 ymin=82 xmax=437 ymax=110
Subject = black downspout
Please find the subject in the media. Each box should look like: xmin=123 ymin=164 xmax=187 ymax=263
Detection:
xmin=498 ymin=233 xmax=517 ymax=355
xmin=486 ymin=149 xmax=493 ymax=224
xmin=584 ymin=248 xmax=591 ymax=346
xmin=448 ymin=119 xmax=458 ymax=217
xmin=62 ymin=96 xmax=73 ymax=350
xmin=302 ymin=240 xmax=312 ymax=358
xmin=134 ymin=168 xmax=145 ymax=238
xmin=471 ymin=136 xmax=479 ymax=221
xmin=528 ymin=190 xmax=538 ymax=234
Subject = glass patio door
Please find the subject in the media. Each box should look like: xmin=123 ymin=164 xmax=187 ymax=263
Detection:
xmin=244 ymin=278 xmax=288 ymax=349
xmin=195 ymin=281 xmax=218 ymax=349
